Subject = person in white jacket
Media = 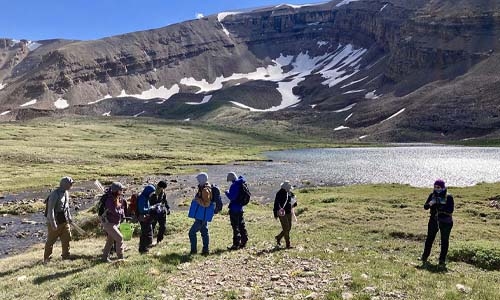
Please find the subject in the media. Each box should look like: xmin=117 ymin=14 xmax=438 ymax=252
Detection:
xmin=44 ymin=176 xmax=74 ymax=263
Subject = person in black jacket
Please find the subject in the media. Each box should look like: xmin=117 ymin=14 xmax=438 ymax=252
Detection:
xmin=150 ymin=180 xmax=171 ymax=244
xmin=421 ymin=179 xmax=455 ymax=266
xmin=273 ymin=181 xmax=297 ymax=248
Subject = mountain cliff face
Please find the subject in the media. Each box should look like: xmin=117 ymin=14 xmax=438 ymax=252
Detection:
xmin=1 ymin=0 xmax=500 ymax=142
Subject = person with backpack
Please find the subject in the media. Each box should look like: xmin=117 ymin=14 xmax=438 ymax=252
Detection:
xmin=100 ymin=182 xmax=126 ymax=262
xmin=273 ymin=180 xmax=297 ymax=249
xmin=137 ymin=184 xmax=156 ymax=253
xmin=421 ymin=179 xmax=455 ymax=266
xmin=150 ymin=180 xmax=171 ymax=245
xmin=225 ymin=172 xmax=249 ymax=250
xmin=188 ymin=172 xmax=212 ymax=255
xmin=43 ymin=176 xmax=75 ymax=263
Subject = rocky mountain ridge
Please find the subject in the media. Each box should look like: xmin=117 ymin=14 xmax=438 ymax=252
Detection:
xmin=1 ymin=0 xmax=500 ymax=142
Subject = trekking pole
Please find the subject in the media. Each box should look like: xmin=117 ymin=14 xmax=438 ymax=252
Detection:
xmin=94 ymin=180 xmax=105 ymax=193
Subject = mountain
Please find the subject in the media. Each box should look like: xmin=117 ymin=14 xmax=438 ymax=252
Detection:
xmin=1 ymin=0 xmax=500 ymax=142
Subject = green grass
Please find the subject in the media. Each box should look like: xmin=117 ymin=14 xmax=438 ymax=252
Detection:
xmin=0 ymin=116 xmax=335 ymax=193
xmin=1 ymin=183 xmax=499 ymax=299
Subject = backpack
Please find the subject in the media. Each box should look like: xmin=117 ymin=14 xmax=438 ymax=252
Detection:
xmin=211 ymin=184 xmax=223 ymax=214
xmin=43 ymin=194 xmax=50 ymax=217
xmin=128 ymin=193 xmax=138 ymax=217
xmin=96 ymin=192 xmax=108 ymax=216
xmin=237 ymin=182 xmax=251 ymax=206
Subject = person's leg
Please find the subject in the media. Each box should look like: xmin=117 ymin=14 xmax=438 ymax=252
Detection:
xmin=157 ymin=212 xmax=167 ymax=243
xmin=422 ymin=218 xmax=439 ymax=261
xmin=276 ymin=216 xmax=286 ymax=245
xmin=59 ymin=223 xmax=72 ymax=259
xmin=44 ymin=224 xmax=59 ymax=261
xmin=200 ymin=221 xmax=209 ymax=254
xmin=189 ymin=220 xmax=201 ymax=254
xmin=102 ymin=223 xmax=115 ymax=260
xmin=239 ymin=212 xmax=248 ymax=248
xmin=283 ymin=214 xmax=292 ymax=248
xmin=438 ymin=222 xmax=453 ymax=264
xmin=139 ymin=220 xmax=152 ymax=253
xmin=229 ymin=212 xmax=241 ymax=248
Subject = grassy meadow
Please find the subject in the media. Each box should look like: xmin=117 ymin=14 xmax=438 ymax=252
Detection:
xmin=0 ymin=183 xmax=499 ymax=299
xmin=0 ymin=116 xmax=499 ymax=299
xmin=0 ymin=116 xmax=333 ymax=193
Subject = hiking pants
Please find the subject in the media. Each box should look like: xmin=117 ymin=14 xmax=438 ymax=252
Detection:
xmin=44 ymin=222 xmax=71 ymax=260
xmin=102 ymin=222 xmax=123 ymax=259
xmin=189 ymin=219 xmax=209 ymax=253
xmin=229 ymin=211 xmax=248 ymax=247
xmin=422 ymin=218 xmax=453 ymax=263
xmin=139 ymin=219 xmax=153 ymax=252
xmin=151 ymin=210 xmax=167 ymax=243
xmin=277 ymin=213 xmax=293 ymax=246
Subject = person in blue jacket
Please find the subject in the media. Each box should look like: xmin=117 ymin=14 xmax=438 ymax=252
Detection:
xmin=137 ymin=184 xmax=155 ymax=254
xmin=421 ymin=179 xmax=455 ymax=266
xmin=225 ymin=172 xmax=249 ymax=250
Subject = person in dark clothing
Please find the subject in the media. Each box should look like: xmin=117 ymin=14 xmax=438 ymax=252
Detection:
xmin=421 ymin=179 xmax=454 ymax=266
xmin=225 ymin=172 xmax=249 ymax=250
xmin=150 ymin=180 xmax=171 ymax=244
xmin=137 ymin=184 xmax=155 ymax=254
xmin=273 ymin=181 xmax=297 ymax=249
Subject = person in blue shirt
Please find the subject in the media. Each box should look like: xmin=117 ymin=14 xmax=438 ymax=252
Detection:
xmin=225 ymin=172 xmax=249 ymax=250
xmin=137 ymin=184 xmax=155 ymax=254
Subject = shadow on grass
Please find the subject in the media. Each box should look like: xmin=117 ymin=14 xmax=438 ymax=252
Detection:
xmin=159 ymin=252 xmax=194 ymax=265
xmin=33 ymin=267 xmax=88 ymax=284
xmin=415 ymin=262 xmax=449 ymax=273
xmin=0 ymin=261 xmax=41 ymax=278
xmin=255 ymin=246 xmax=286 ymax=256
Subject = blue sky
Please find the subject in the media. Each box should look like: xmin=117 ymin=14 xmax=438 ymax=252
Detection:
xmin=1 ymin=0 xmax=326 ymax=41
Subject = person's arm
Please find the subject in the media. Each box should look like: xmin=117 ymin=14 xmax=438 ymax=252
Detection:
xmin=423 ymin=194 xmax=433 ymax=210
xmin=65 ymin=191 xmax=73 ymax=223
xmin=226 ymin=182 xmax=240 ymax=202
xmin=441 ymin=195 xmax=454 ymax=214
xmin=273 ymin=191 xmax=282 ymax=218
xmin=47 ymin=192 xmax=58 ymax=229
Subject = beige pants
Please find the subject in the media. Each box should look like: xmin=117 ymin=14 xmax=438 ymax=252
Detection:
xmin=44 ymin=222 xmax=71 ymax=260
xmin=102 ymin=222 xmax=123 ymax=259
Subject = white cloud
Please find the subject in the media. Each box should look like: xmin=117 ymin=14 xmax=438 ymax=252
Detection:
xmin=196 ymin=13 xmax=204 ymax=19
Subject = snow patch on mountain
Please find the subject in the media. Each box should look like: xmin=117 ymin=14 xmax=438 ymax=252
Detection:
xmin=334 ymin=103 xmax=356 ymax=112
xmin=334 ymin=125 xmax=349 ymax=131
xmin=0 ymin=82 xmax=5 ymax=90
xmin=0 ymin=110 xmax=10 ymax=116
xmin=54 ymin=98 xmax=69 ymax=109
xmin=380 ymin=108 xmax=405 ymax=123
xmin=336 ymin=0 xmax=362 ymax=8
xmin=20 ymin=99 xmax=37 ymax=107
xmin=27 ymin=41 xmax=42 ymax=51
xmin=365 ymin=90 xmax=380 ymax=99
xmin=186 ymin=95 xmax=213 ymax=105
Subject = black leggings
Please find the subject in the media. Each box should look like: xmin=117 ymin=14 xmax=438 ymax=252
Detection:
xmin=422 ymin=218 xmax=453 ymax=263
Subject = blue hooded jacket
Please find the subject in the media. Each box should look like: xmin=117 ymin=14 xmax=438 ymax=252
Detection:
xmin=138 ymin=185 xmax=155 ymax=215
xmin=225 ymin=176 xmax=246 ymax=212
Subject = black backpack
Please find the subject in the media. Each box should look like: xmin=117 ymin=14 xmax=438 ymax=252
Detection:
xmin=237 ymin=182 xmax=251 ymax=206
xmin=211 ymin=184 xmax=223 ymax=214
xmin=43 ymin=194 xmax=50 ymax=217
xmin=96 ymin=192 xmax=108 ymax=216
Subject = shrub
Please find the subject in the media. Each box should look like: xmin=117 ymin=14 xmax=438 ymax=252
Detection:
xmin=448 ymin=241 xmax=500 ymax=270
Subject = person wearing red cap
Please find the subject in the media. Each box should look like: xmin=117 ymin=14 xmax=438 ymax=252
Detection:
xmin=421 ymin=179 xmax=454 ymax=266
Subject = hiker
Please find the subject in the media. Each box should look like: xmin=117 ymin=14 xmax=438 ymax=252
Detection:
xmin=150 ymin=180 xmax=171 ymax=245
xmin=273 ymin=180 xmax=297 ymax=249
xmin=421 ymin=179 xmax=454 ymax=266
xmin=188 ymin=172 xmax=212 ymax=255
xmin=225 ymin=172 xmax=249 ymax=250
xmin=44 ymin=176 xmax=75 ymax=263
xmin=101 ymin=182 xmax=126 ymax=262
xmin=137 ymin=184 xmax=156 ymax=253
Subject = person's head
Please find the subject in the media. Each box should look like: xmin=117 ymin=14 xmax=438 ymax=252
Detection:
xmin=433 ymin=179 xmax=446 ymax=193
xmin=226 ymin=172 xmax=237 ymax=182
xmin=157 ymin=180 xmax=167 ymax=193
xmin=196 ymin=172 xmax=208 ymax=186
xmin=280 ymin=180 xmax=292 ymax=192
xmin=59 ymin=176 xmax=74 ymax=191
xmin=110 ymin=182 xmax=125 ymax=196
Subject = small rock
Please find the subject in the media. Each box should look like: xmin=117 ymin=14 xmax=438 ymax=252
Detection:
xmin=456 ymin=284 xmax=472 ymax=293
xmin=271 ymin=275 xmax=281 ymax=281
xmin=362 ymin=286 xmax=377 ymax=294
xmin=305 ymin=292 xmax=319 ymax=299
xmin=17 ymin=275 xmax=28 ymax=281
xmin=341 ymin=291 xmax=353 ymax=299
xmin=361 ymin=273 xmax=369 ymax=279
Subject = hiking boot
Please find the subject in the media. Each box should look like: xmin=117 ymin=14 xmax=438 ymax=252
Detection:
xmin=275 ymin=236 xmax=281 ymax=246
xmin=101 ymin=256 xmax=113 ymax=263
xmin=228 ymin=245 xmax=240 ymax=251
xmin=201 ymin=250 xmax=210 ymax=256
xmin=286 ymin=242 xmax=292 ymax=249
xmin=139 ymin=249 xmax=149 ymax=254
xmin=189 ymin=250 xmax=197 ymax=255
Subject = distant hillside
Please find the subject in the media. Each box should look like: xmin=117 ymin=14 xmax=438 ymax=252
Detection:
xmin=1 ymin=0 xmax=500 ymax=142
